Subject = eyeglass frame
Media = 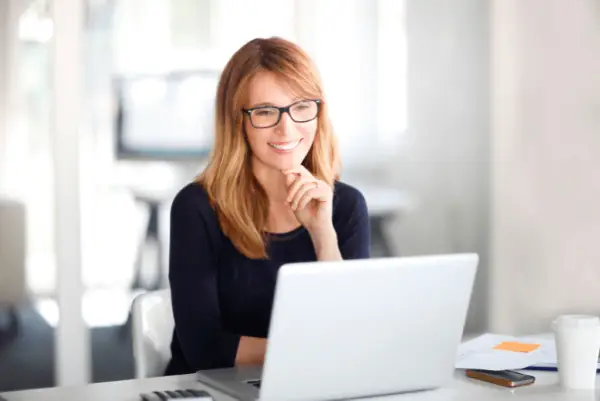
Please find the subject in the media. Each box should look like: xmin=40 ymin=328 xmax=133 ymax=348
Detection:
xmin=242 ymin=99 xmax=321 ymax=129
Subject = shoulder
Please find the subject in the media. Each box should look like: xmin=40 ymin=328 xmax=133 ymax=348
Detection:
xmin=170 ymin=181 xmax=226 ymax=249
xmin=332 ymin=180 xmax=369 ymax=219
xmin=172 ymin=181 xmax=212 ymax=213
xmin=171 ymin=182 xmax=220 ymax=229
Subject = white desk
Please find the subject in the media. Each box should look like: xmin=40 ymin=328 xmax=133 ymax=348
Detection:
xmin=3 ymin=370 xmax=599 ymax=401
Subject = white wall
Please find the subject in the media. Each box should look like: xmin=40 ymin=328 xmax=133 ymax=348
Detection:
xmin=297 ymin=0 xmax=379 ymax=166
xmin=392 ymin=0 xmax=491 ymax=333
xmin=396 ymin=0 xmax=600 ymax=335
xmin=0 ymin=2 xmax=7 ymax=194
xmin=490 ymin=0 xmax=600 ymax=334
xmin=0 ymin=0 xmax=33 ymax=199
xmin=0 ymin=0 xmax=22 ymax=196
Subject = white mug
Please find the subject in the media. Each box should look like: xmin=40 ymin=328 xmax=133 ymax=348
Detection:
xmin=552 ymin=315 xmax=600 ymax=390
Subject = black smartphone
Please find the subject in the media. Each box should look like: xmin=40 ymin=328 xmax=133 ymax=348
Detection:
xmin=465 ymin=369 xmax=536 ymax=388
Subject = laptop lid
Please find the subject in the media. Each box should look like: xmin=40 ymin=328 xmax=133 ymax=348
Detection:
xmin=258 ymin=254 xmax=478 ymax=401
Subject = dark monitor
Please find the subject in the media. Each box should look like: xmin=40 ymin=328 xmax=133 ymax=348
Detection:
xmin=114 ymin=70 xmax=219 ymax=160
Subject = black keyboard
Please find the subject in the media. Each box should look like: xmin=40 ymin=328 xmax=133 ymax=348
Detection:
xmin=140 ymin=388 xmax=213 ymax=400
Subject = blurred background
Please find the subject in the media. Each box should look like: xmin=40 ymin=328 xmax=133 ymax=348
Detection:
xmin=0 ymin=0 xmax=599 ymax=393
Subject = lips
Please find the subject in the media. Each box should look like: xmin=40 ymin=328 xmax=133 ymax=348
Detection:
xmin=268 ymin=140 xmax=301 ymax=151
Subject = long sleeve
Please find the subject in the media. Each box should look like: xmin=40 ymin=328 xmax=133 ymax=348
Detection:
xmin=334 ymin=183 xmax=371 ymax=260
xmin=168 ymin=186 xmax=240 ymax=371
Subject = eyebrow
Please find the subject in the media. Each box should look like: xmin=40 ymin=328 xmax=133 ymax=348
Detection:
xmin=248 ymin=98 xmax=304 ymax=109
xmin=250 ymin=102 xmax=276 ymax=108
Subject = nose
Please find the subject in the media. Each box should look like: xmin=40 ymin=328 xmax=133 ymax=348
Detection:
xmin=275 ymin=112 xmax=294 ymax=136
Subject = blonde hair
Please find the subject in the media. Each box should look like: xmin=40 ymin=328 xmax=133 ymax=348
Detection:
xmin=198 ymin=37 xmax=340 ymax=259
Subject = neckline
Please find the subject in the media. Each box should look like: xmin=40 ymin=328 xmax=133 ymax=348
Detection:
xmin=265 ymin=225 xmax=306 ymax=240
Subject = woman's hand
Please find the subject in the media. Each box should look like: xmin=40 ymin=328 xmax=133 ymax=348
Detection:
xmin=283 ymin=166 xmax=342 ymax=261
xmin=283 ymin=166 xmax=333 ymax=234
xmin=235 ymin=336 xmax=267 ymax=367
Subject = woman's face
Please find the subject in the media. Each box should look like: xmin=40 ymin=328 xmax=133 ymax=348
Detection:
xmin=244 ymin=71 xmax=318 ymax=172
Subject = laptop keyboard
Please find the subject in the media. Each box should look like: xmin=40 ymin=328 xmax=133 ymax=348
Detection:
xmin=246 ymin=379 xmax=261 ymax=388
xmin=139 ymin=389 xmax=213 ymax=400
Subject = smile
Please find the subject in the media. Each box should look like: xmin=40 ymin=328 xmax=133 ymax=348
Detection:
xmin=268 ymin=140 xmax=301 ymax=151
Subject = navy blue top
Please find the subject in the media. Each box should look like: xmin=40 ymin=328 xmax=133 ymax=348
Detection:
xmin=164 ymin=180 xmax=371 ymax=375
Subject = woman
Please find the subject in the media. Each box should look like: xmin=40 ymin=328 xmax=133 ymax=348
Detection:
xmin=165 ymin=37 xmax=371 ymax=375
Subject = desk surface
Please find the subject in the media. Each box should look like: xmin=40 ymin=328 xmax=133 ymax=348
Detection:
xmin=3 ymin=370 xmax=599 ymax=401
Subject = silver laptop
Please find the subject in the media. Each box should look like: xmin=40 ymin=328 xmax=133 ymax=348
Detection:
xmin=196 ymin=254 xmax=478 ymax=401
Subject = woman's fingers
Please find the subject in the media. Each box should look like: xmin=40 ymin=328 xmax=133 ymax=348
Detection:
xmin=282 ymin=166 xmax=311 ymax=179
xmin=284 ymin=171 xmax=299 ymax=187
xmin=290 ymin=180 xmax=318 ymax=210
xmin=282 ymin=168 xmax=330 ymax=210
xmin=291 ymin=180 xmax=331 ymax=210
xmin=286 ymin=174 xmax=313 ymax=203
xmin=296 ymin=183 xmax=321 ymax=210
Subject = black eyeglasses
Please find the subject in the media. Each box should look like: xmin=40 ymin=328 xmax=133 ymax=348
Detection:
xmin=242 ymin=99 xmax=321 ymax=129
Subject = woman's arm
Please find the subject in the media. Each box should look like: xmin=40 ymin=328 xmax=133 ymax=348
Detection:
xmin=309 ymin=185 xmax=371 ymax=261
xmin=309 ymin=224 xmax=342 ymax=261
xmin=169 ymin=186 xmax=241 ymax=370
xmin=170 ymin=185 xmax=269 ymax=368
xmin=283 ymin=168 xmax=370 ymax=261
xmin=235 ymin=336 xmax=268 ymax=366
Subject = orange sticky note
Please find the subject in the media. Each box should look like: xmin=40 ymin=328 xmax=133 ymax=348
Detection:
xmin=493 ymin=341 xmax=540 ymax=353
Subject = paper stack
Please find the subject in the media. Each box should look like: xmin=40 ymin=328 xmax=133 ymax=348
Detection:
xmin=454 ymin=333 xmax=589 ymax=371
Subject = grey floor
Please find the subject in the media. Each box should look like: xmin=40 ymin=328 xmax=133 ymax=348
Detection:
xmin=0 ymin=307 xmax=134 ymax=392
xmin=0 ymin=233 xmax=389 ymax=393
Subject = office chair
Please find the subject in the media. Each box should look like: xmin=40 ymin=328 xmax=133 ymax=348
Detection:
xmin=131 ymin=289 xmax=174 ymax=378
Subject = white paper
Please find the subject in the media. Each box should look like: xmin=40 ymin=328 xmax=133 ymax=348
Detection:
xmin=519 ymin=335 xmax=600 ymax=369
xmin=455 ymin=333 xmax=547 ymax=371
xmin=519 ymin=336 xmax=558 ymax=366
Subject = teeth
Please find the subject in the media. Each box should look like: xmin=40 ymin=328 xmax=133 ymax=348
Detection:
xmin=269 ymin=140 xmax=300 ymax=151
